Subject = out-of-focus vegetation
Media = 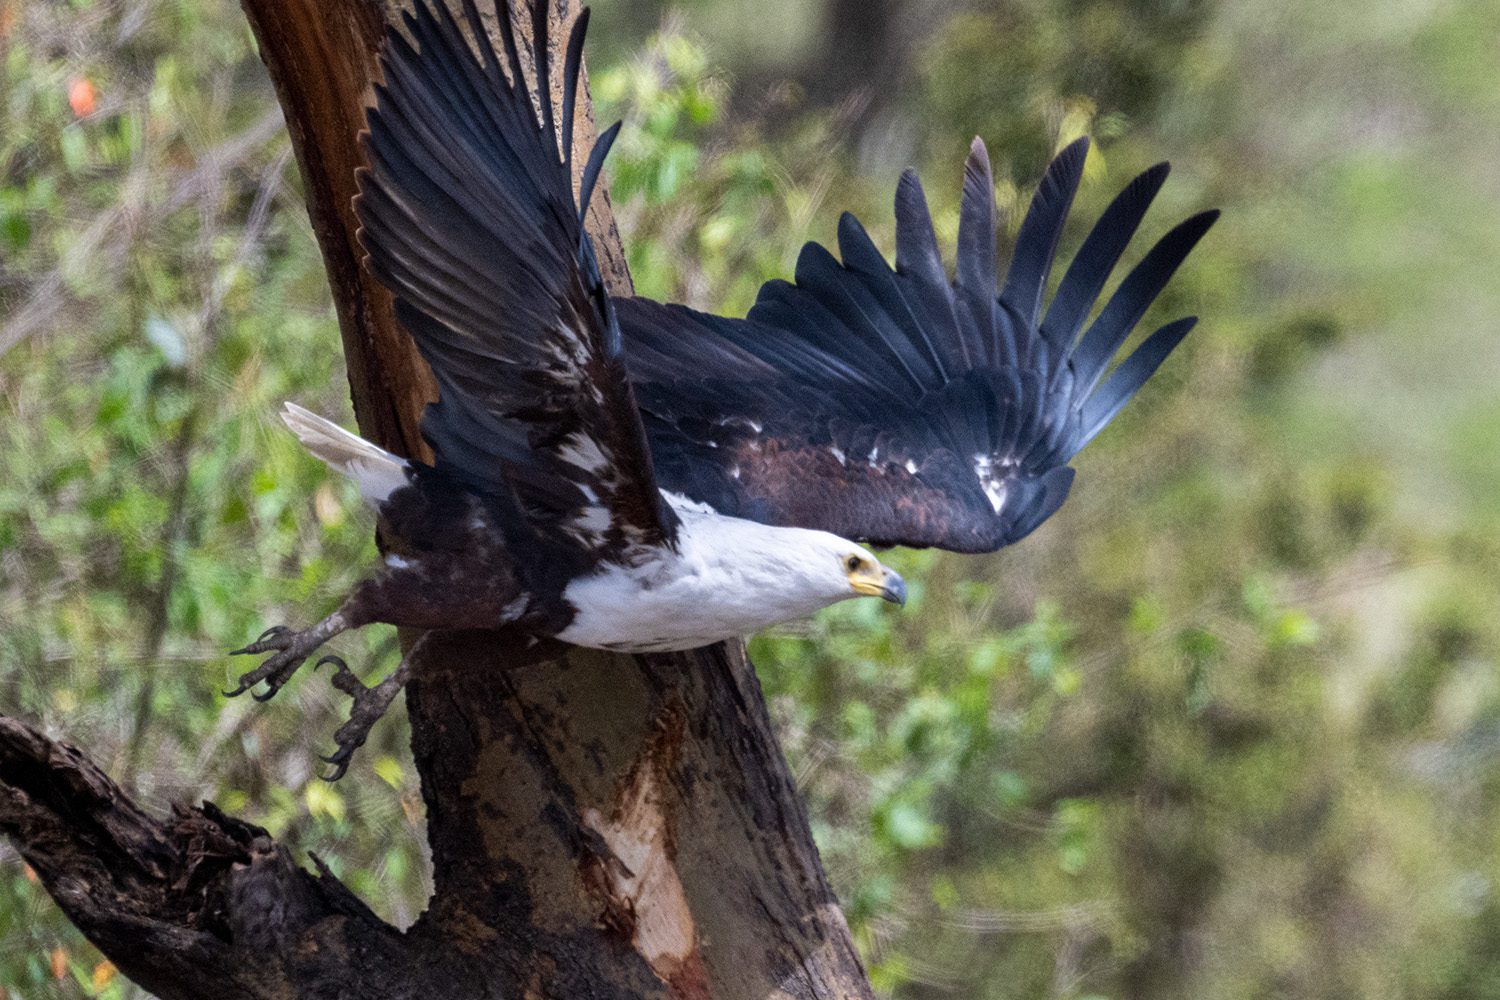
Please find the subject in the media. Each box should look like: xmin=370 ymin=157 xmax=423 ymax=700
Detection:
xmin=4 ymin=0 xmax=1500 ymax=997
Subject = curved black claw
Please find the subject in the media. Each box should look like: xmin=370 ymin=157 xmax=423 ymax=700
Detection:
xmin=314 ymin=654 xmax=350 ymax=672
xmin=316 ymin=654 xmax=366 ymax=698
xmin=319 ymin=744 xmax=359 ymax=783
xmin=251 ymin=682 xmax=287 ymax=704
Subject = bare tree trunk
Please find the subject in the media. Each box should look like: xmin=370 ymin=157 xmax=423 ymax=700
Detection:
xmin=0 ymin=1 xmax=874 ymax=997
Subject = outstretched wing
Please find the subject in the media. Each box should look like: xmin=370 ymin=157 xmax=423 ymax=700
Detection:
xmin=355 ymin=0 xmax=676 ymax=562
xmin=621 ymin=137 xmax=1217 ymax=552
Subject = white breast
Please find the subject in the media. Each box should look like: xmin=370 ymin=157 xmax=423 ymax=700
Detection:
xmin=554 ymin=498 xmax=856 ymax=652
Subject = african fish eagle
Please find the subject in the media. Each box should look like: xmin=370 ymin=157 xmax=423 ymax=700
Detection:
xmin=227 ymin=0 xmax=1217 ymax=777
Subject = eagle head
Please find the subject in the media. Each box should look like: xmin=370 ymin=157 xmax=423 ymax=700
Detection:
xmin=842 ymin=549 xmax=907 ymax=606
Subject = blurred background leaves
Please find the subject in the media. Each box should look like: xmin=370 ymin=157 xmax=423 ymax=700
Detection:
xmin=4 ymin=0 xmax=1500 ymax=997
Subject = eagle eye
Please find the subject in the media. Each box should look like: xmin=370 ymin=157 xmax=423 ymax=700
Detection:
xmin=846 ymin=555 xmax=863 ymax=572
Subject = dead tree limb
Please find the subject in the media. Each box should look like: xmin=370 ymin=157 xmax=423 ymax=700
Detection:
xmin=0 ymin=1 xmax=874 ymax=996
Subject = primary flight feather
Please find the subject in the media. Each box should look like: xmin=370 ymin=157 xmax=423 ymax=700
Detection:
xmin=622 ymin=141 xmax=1217 ymax=552
xmin=230 ymin=0 xmax=1215 ymax=777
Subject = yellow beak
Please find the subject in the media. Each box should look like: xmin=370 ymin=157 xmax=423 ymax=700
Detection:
xmin=850 ymin=565 xmax=907 ymax=606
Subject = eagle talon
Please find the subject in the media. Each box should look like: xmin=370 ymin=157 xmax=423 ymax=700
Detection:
xmin=250 ymin=681 xmax=286 ymax=704
xmin=225 ymin=619 xmax=344 ymax=702
xmin=317 ymin=655 xmax=416 ymax=782
xmin=318 ymin=743 xmax=358 ymax=779
xmin=316 ymin=654 xmax=369 ymax=699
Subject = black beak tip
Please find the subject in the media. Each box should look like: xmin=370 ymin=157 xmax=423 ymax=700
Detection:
xmin=882 ymin=573 xmax=908 ymax=607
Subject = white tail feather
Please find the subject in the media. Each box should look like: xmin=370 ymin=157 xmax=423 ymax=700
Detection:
xmin=281 ymin=401 xmax=409 ymax=505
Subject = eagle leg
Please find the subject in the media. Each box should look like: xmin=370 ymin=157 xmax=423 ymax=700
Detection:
xmin=314 ymin=633 xmax=427 ymax=781
xmin=225 ymin=608 xmax=356 ymax=702
xmin=228 ymin=556 xmax=514 ymax=774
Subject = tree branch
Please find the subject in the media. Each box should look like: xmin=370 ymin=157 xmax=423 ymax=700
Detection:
xmin=0 ymin=715 xmax=415 ymax=999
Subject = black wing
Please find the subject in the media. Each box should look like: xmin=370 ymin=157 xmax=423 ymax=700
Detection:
xmin=621 ymin=137 xmax=1217 ymax=552
xmin=355 ymin=0 xmax=676 ymax=563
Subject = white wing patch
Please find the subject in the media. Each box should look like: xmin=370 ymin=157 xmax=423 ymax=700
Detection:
xmin=972 ymin=455 xmax=1009 ymax=513
xmin=572 ymin=505 xmax=614 ymax=534
xmin=558 ymin=432 xmax=611 ymax=474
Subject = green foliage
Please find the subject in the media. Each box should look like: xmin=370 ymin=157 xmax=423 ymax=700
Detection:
xmin=917 ymin=0 xmax=1211 ymax=179
xmin=6 ymin=1 xmax=1500 ymax=998
xmin=0 ymin=4 xmax=428 ymax=996
xmin=592 ymin=27 xmax=849 ymax=313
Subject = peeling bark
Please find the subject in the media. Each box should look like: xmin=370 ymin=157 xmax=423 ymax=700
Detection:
xmin=0 ymin=1 xmax=875 ymax=997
